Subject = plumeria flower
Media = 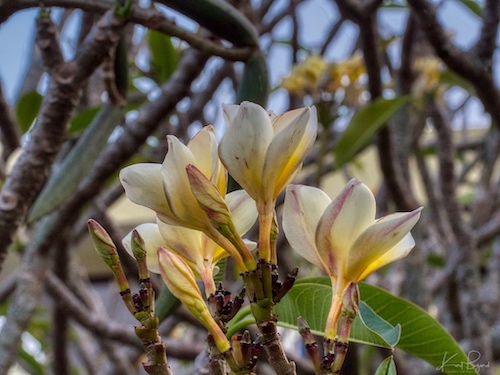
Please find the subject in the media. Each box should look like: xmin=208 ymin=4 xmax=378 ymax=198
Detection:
xmin=283 ymin=179 xmax=422 ymax=340
xmin=122 ymin=191 xmax=257 ymax=296
xmin=157 ymin=248 xmax=230 ymax=353
xmin=219 ymin=102 xmax=317 ymax=262
xmin=120 ymin=126 xmax=256 ymax=272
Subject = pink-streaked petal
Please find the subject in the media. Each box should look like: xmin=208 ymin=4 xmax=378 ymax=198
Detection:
xmin=346 ymin=207 xmax=422 ymax=280
xmin=157 ymin=247 xmax=202 ymax=305
xmin=219 ymin=102 xmax=274 ymax=200
xmin=122 ymin=223 xmax=164 ymax=274
xmin=226 ymin=189 xmax=258 ymax=235
xmin=315 ymin=179 xmax=376 ymax=272
xmin=264 ymin=106 xmax=318 ymax=200
xmin=120 ymin=164 xmax=172 ymax=216
xmin=283 ymin=184 xmax=331 ymax=273
xmin=156 ymin=219 xmax=204 ymax=265
xmin=271 ymin=107 xmax=310 ymax=134
xmin=357 ymin=233 xmax=415 ymax=281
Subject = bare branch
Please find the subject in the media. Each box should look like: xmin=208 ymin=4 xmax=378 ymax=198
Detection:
xmin=407 ymin=0 xmax=500 ymax=127
xmin=0 ymin=82 xmax=20 ymax=159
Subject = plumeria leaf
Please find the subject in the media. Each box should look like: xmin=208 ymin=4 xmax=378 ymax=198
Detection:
xmin=334 ymin=96 xmax=410 ymax=168
xmin=148 ymin=30 xmax=178 ymax=84
xmin=273 ymin=277 xmax=478 ymax=374
xmin=28 ymin=104 xmax=123 ymax=222
xmin=16 ymin=91 xmax=43 ymax=133
xmin=374 ymin=356 xmax=397 ymax=375
xmin=358 ymin=302 xmax=401 ymax=348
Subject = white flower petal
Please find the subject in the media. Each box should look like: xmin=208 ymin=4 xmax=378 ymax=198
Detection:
xmin=283 ymin=185 xmax=331 ymax=273
xmin=120 ymin=164 xmax=172 ymax=217
xmin=264 ymin=106 xmax=317 ymax=200
xmin=315 ymin=179 xmax=376 ymax=272
xmin=161 ymin=136 xmax=209 ymax=230
xmin=226 ymin=189 xmax=258 ymax=235
xmin=346 ymin=208 xmax=422 ymax=280
xmin=219 ymin=102 xmax=274 ymax=200
xmin=357 ymin=233 xmax=415 ymax=281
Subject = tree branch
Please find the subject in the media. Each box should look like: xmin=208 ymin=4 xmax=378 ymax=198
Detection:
xmin=407 ymin=0 xmax=500 ymax=127
xmin=0 ymin=8 xmax=125 ymax=271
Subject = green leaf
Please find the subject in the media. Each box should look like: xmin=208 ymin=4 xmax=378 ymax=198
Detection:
xmin=69 ymin=106 xmax=100 ymax=134
xmin=375 ymin=356 xmax=397 ymax=375
xmin=236 ymin=50 xmax=269 ymax=106
xmin=274 ymin=279 xmax=397 ymax=349
xmin=273 ymin=278 xmax=478 ymax=374
xmin=28 ymin=104 xmax=123 ymax=222
xmin=440 ymin=69 xmax=475 ymax=94
xmin=148 ymin=30 xmax=178 ymax=84
xmin=334 ymin=96 xmax=410 ymax=168
xmin=18 ymin=347 xmax=47 ymax=375
xmin=155 ymin=285 xmax=180 ymax=322
xmin=158 ymin=0 xmax=258 ymax=46
xmin=16 ymin=91 xmax=43 ymax=133
xmin=458 ymin=0 xmax=482 ymax=17
xmin=358 ymin=302 xmax=401 ymax=347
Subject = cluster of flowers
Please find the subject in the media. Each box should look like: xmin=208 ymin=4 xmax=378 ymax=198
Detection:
xmin=110 ymin=101 xmax=421 ymax=357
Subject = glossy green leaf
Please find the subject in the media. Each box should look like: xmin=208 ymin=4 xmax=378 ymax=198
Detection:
xmin=334 ymin=96 xmax=410 ymax=168
xmin=16 ymin=91 xmax=43 ymax=133
xmin=28 ymin=104 xmax=123 ymax=222
xmin=274 ymin=279 xmax=397 ymax=348
xmin=375 ymin=356 xmax=397 ymax=375
xmin=273 ymin=278 xmax=478 ymax=374
xmin=358 ymin=302 xmax=401 ymax=348
xmin=148 ymin=30 xmax=178 ymax=84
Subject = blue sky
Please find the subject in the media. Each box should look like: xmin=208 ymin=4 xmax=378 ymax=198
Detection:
xmin=0 ymin=1 xmax=490 ymax=124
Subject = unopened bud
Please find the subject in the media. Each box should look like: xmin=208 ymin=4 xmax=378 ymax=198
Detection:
xmin=87 ymin=219 xmax=119 ymax=267
xmin=186 ymin=164 xmax=232 ymax=227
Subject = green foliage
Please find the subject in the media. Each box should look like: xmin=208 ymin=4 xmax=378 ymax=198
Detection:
xmin=68 ymin=106 xmax=100 ymax=134
xmin=333 ymin=96 xmax=410 ymax=168
xmin=158 ymin=0 xmax=258 ymax=47
xmin=28 ymin=104 xmax=123 ymax=222
xmin=440 ymin=69 xmax=475 ymax=94
xmin=16 ymin=91 xmax=43 ymax=133
xmin=374 ymin=356 xmax=397 ymax=375
xmin=271 ymin=278 xmax=478 ymax=374
xmin=457 ymin=0 xmax=482 ymax=17
xmin=148 ymin=30 xmax=178 ymax=84
xmin=236 ymin=51 xmax=269 ymax=106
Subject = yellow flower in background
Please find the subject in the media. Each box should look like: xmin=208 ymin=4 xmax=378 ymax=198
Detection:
xmin=413 ymin=57 xmax=442 ymax=95
xmin=283 ymin=179 xmax=422 ymax=340
xmin=219 ymin=101 xmax=318 ymax=262
xmin=120 ymin=126 xmax=257 ymax=272
xmin=122 ymin=190 xmax=258 ymax=295
xmin=281 ymin=55 xmax=328 ymax=97
xmin=157 ymin=248 xmax=230 ymax=353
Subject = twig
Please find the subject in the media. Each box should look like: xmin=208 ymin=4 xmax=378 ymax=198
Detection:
xmin=0 ymin=0 xmax=254 ymax=61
